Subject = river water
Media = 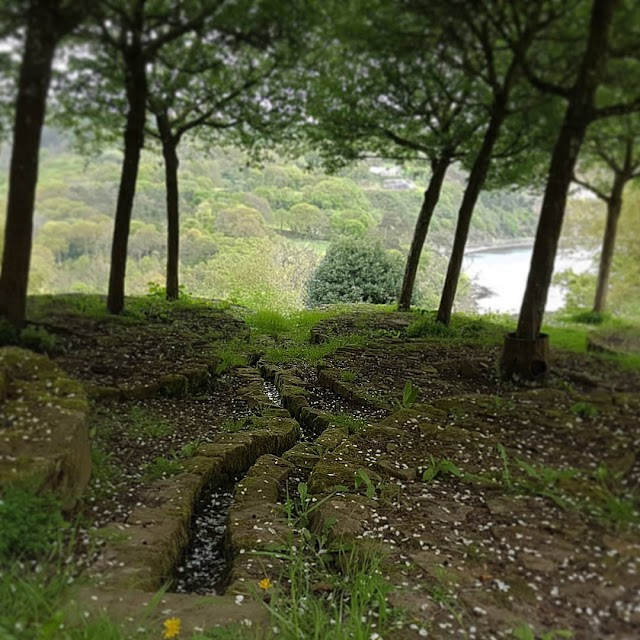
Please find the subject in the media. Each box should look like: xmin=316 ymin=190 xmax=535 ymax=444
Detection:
xmin=462 ymin=245 xmax=594 ymax=314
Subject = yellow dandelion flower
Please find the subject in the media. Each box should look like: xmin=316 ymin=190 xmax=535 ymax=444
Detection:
xmin=258 ymin=577 xmax=273 ymax=590
xmin=163 ymin=617 xmax=181 ymax=639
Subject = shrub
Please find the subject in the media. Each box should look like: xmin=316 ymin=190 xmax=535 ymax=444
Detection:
xmin=19 ymin=326 xmax=57 ymax=354
xmin=306 ymin=238 xmax=403 ymax=306
xmin=0 ymin=317 xmax=19 ymax=346
xmin=0 ymin=484 xmax=66 ymax=562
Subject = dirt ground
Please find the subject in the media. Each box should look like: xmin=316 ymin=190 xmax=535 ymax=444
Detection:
xmin=32 ymin=301 xmax=640 ymax=639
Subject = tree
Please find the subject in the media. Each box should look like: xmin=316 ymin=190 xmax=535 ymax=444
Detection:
xmin=145 ymin=9 xmax=293 ymax=299
xmin=0 ymin=0 xmax=86 ymax=328
xmin=426 ymin=0 xmax=573 ymax=326
xmin=500 ymin=0 xmax=640 ymax=379
xmin=300 ymin=0 xmax=485 ymax=312
xmin=57 ymin=1 xmax=221 ymax=313
xmin=306 ymin=237 xmax=403 ymax=306
xmin=572 ymin=114 xmax=640 ymax=312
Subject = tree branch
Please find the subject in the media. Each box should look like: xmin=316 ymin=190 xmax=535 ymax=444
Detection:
xmin=571 ymin=174 xmax=610 ymax=202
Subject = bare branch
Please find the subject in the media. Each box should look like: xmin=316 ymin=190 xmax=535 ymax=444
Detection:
xmin=572 ymin=174 xmax=610 ymax=202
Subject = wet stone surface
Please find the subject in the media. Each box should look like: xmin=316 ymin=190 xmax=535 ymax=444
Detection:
xmin=173 ymin=480 xmax=236 ymax=595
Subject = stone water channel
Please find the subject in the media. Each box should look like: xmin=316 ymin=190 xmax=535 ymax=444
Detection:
xmin=170 ymin=374 xmax=288 ymax=595
xmin=169 ymin=361 xmax=383 ymax=595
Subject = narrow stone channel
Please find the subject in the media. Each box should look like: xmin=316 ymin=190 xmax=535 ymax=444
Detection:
xmin=172 ymin=479 xmax=236 ymax=595
xmin=262 ymin=379 xmax=282 ymax=407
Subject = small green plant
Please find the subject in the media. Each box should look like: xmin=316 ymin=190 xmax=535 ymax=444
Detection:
xmin=175 ymin=439 xmax=204 ymax=458
xmin=142 ymin=457 xmax=183 ymax=481
xmin=514 ymin=459 xmax=578 ymax=508
xmin=569 ymin=401 xmax=599 ymax=419
xmin=127 ymin=407 xmax=174 ymax=438
xmin=327 ymin=412 xmax=368 ymax=434
xmin=354 ymin=468 xmax=377 ymax=498
xmin=213 ymin=341 xmax=250 ymax=374
xmin=421 ymin=456 xmax=464 ymax=482
xmin=146 ymin=281 xmax=168 ymax=299
xmin=428 ymin=566 xmax=458 ymax=607
xmin=280 ymin=481 xmax=347 ymax=545
xmin=498 ymin=443 xmax=513 ymax=490
xmin=400 ymin=380 xmax=420 ymax=409
xmin=512 ymin=622 xmax=573 ymax=639
xmin=0 ymin=484 xmax=66 ymax=562
xmin=221 ymin=418 xmax=247 ymax=433
xmin=247 ymin=309 xmax=293 ymax=337
xmin=406 ymin=316 xmax=456 ymax=339
xmin=338 ymin=369 xmax=357 ymax=383
xmin=19 ymin=325 xmax=58 ymax=354
xmin=568 ymin=309 xmax=607 ymax=325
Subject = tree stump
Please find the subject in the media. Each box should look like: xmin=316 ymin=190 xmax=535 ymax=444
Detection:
xmin=500 ymin=332 xmax=550 ymax=383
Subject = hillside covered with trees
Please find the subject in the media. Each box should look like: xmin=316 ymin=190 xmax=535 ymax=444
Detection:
xmin=0 ymin=137 xmax=539 ymax=311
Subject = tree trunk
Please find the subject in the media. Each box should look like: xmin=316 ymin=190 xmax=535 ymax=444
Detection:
xmin=515 ymin=0 xmax=618 ymax=341
xmin=397 ymin=156 xmax=450 ymax=311
xmin=107 ymin=52 xmax=147 ymax=314
xmin=593 ymin=174 xmax=624 ymax=313
xmin=157 ymin=113 xmax=181 ymax=301
xmin=0 ymin=7 xmax=60 ymax=328
xmin=436 ymin=103 xmax=506 ymax=325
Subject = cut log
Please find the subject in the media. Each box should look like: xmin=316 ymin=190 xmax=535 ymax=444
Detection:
xmin=500 ymin=332 xmax=550 ymax=383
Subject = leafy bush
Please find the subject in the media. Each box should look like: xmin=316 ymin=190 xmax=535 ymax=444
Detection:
xmin=0 ymin=484 xmax=66 ymax=562
xmin=406 ymin=315 xmax=456 ymax=338
xmin=19 ymin=326 xmax=58 ymax=354
xmin=569 ymin=309 xmax=608 ymax=325
xmin=0 ymin=317 xmax=19 ymax=346
xmin=306 ymin=238 xmax=403 ymax=306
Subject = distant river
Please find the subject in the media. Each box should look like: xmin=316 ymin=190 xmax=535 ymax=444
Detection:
xmin=462 ymin=244 xmax=595 ymax=314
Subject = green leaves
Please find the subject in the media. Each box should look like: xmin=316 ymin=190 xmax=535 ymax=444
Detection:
xmin=401 ymin=380 xmax=419 ymax=409
xmin=306 ymin=237 xmax=404 ymax=306
xmin=421 ymin=456 xmax=463 ymax=483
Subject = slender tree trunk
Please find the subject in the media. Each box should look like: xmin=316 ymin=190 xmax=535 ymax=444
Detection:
xmin=107 ymin=53 xmax=147 ymax=314
xmin=436 ymin=103 xmax=506 ymax=325
xmin=593 ymin=173 xmax=624 ymax=313
xmin=516 ymin=0 xmax=618 ymax=340
xmin=156 ymin=113 xmax=181 ymax=301
xmin=0 ymin=3 xmax=70 ymax=328
xmin=397 ymin=156 xmax=450 ymax=311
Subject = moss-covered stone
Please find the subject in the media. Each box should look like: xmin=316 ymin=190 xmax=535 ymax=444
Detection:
xmin=180 ymin=365 xmax=210 ymax=390
xmin=159 ymin=374 xmax=188 ymax=397
xmin=283 ymin=442 xmax=323 ymax=471
xmin=238 ymin=380 xmax=273 ymax=410
xmin=308 ymin=453 xmax=381 ymax=495
xmin=85 ymin=384 xmax=122 ymax=401
xmin=280 ymin=384 xmax=309 ymax=419
xmin=120 ymin=381 xmax=161 ymax=400
xmin=182 ymin=455 xmax=226 ymax=486
xmin=315 ymin=427 xmax=349 ymax=451
xmin=0 ymin=347 xmax=91 ymax=507
xmin=198 ymin=441 xmax=252 ymax=474
xmin=275 ymin=369 xmax=307 ymax=391
xmin=261 ymin=407 xmax=291 ymax=418
xmin=300 ymin=406 xmax=333 ymax=434
xmin=233 ymin=455 xmax=294 ymax=507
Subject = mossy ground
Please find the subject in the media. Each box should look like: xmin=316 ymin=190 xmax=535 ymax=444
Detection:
xmin=2 ymin=297 xmax=639 ymax=639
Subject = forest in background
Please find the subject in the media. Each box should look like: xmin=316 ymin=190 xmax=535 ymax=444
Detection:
xmin=0 ymin=131 xmax=540 ymax=312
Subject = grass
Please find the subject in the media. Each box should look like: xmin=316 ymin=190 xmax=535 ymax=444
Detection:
xmin=142 ymin=456 xmax=183 ymax=482
xmin=422 ymin=445 xmax=639 ymax=528
xmin=0 ymin=483 xmax=67 ymax=563
xmin=326 ymin=412 xmax=369 ymax=434
xmin=258 ymin=482 xmax=404 ymax=639
xmin=126 ymin=406 xmax=174 ymax=438
xmin=221 ymin=418 xmax=248 ymax=433
xmin=337 ymin=369 xmax=357 ymax=382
